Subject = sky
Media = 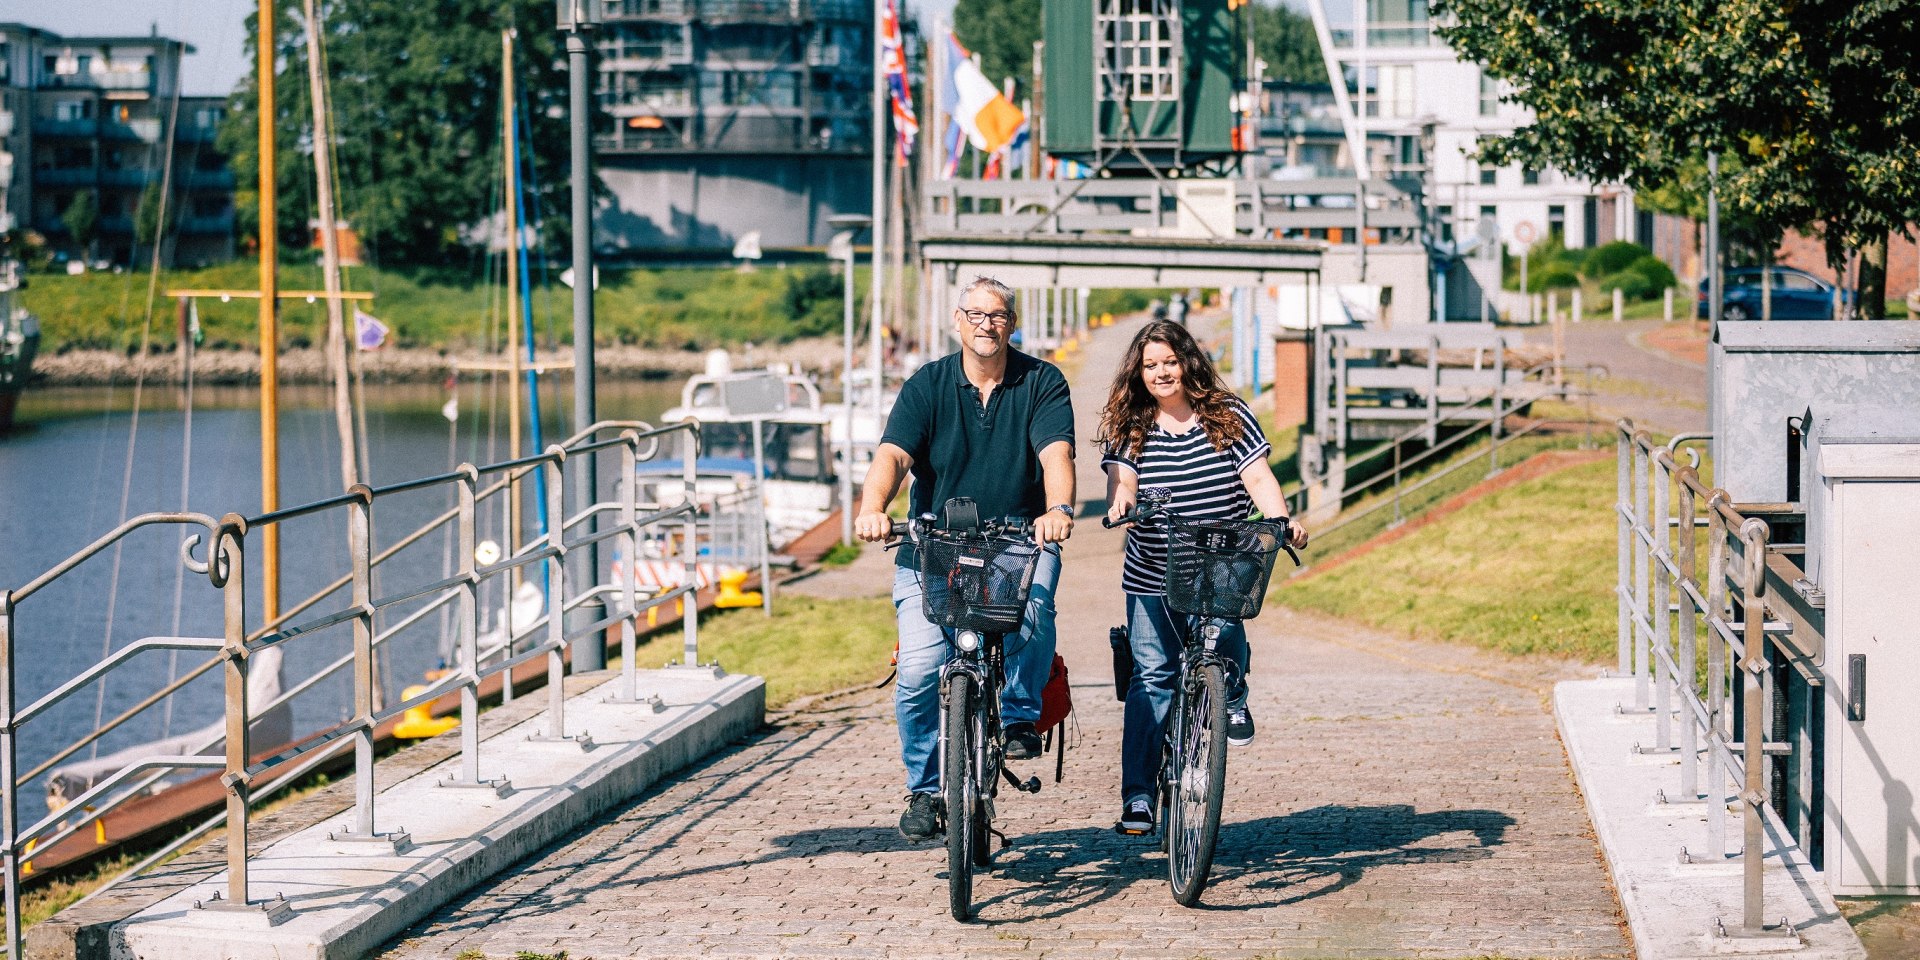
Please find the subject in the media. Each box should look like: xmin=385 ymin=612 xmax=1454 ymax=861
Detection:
xmin=0 ymin=0 xmax=1323 ymax=98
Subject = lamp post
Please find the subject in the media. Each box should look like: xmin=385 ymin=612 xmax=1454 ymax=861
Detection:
xmin=828 ymin=214 xmax=872 ymax=546
xmin=559 ymin=0 xmax=604 ymax=670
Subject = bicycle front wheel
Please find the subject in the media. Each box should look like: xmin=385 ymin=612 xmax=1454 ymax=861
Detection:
xmin=1167 ymin=661 xmax=1228 ymax=906
xmin=944 ymin=674 xmax=978 ymax=921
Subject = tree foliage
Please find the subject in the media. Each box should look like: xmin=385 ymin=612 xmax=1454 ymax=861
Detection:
xmin=1437 ymin=0 xmax=1920 ymax=277
xmin=61 ymin=191 xmax=98 ymax=256
xmin=220 ymin=0 xmax=577 ymax=265
xmin=1249 ymin=0 xmax=1323 ymax=85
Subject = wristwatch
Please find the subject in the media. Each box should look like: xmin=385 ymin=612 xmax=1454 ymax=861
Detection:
xmin=1048 ymin=503 xmax=1073 ymax=518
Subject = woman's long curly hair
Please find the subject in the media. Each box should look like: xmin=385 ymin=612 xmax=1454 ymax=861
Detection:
xmin=1095 ymin=319 xmax=1244 ymax=459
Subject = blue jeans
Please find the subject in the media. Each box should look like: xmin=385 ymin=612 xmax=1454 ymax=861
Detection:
xmin=1120 ymin=594 xmax=1250 ymax=802
xmin=893 ymin=546 xmax=1061 ymax=796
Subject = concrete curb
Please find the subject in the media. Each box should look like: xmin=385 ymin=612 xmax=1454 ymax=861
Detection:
xmin=1555 ymin=677 xmax=1864 ymax=959
xmin=89 ymin=667 xmax=762 ymax=960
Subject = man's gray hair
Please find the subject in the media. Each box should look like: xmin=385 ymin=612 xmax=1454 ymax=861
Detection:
xmin=959 ymin=276 xmax=1018 ymax=322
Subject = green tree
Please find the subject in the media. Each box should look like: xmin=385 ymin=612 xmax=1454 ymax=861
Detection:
xmin=220 ymin=0 xmax=579 ymax=266
xmin=1249 ymin=0 xmax=1322 ymax=84
xmin=953 ymin=0 xmax=1041 ymax=102
xmin=1437 ymin=0 xmax=1920 ymax=316
xmin=134 ymin=182 xmax=167 ymax=252
xmin=61 ymin=191 xmax=99 ymax=260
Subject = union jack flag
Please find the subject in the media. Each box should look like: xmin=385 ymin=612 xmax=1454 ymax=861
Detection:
xmin=881 ymin=0 xmax=918 ymax=166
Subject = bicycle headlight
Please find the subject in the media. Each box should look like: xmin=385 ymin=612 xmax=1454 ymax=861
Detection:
xmin=956 ymin=630 xmax=981 ymax=653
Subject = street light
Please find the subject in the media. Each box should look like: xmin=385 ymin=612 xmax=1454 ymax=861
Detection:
xmin=559 ymin=0 xmax=604 ymax=669
xmin=827 ymin=213 xmax=872 ymax=546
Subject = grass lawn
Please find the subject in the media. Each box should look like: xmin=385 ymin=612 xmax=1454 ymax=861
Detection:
xmin=624 ymin=594 xmax=897 ymax=709
xmin=1276 ymin=452 xmax=1617 ymax=661
xmin=23 ymin=259 xmax=873 ymax=353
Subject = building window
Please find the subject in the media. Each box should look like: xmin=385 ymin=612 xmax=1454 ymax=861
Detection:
xmin=1099 ymin=0 xmax=1177 ymax=102
xmin=1479 ymin=165 xmax=1497 ymax=186
xmin=1522 ymin=166 xmax=1539 ymax=186
xmin=54 ymin=99 xmax=93 ymax=122
xmin=1436 ymin=205 xmax=1453 ymax=243
xmin=1478 ymin=71 xmax=1498 ymax=116
xmin=1548 ymin=204 xmax=1566 ymax=238
xmin=1479 ymin=204 xmax=1497 ymax=227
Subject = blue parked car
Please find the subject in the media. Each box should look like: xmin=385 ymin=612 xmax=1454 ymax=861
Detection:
xmin=1697 ymin=266 xmax=1849 ymax=321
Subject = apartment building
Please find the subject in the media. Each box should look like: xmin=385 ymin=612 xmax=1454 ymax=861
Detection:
xmin=1320 ymin=0 xmax=1637 ymax=255
xmin=591 ymin=0 xmax=874 ymax=252
xmin=0 ymin=24 xmax=234 ymax=266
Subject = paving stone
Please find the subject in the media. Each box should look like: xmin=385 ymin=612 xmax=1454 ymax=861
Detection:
xmin=378 ymin=315 xmax=1631 ymax=960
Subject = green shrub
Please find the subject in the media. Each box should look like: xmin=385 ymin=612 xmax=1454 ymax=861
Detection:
xmin=1627 ymin=254 xmax=1677 ymax=292
xmin=1583 ymin=240 xmax=1647 ymax=277
xmin=1527 ymin=263 xmax=1581 ymax=293
xmin=1599 ymin=270 xmax=1656 ymax=301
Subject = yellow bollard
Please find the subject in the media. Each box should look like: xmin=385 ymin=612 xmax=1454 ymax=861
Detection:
xmin=714 ymin=568 xmax=763 ymax=609
xmin=394 ymin=684 xmax=458 ymax=739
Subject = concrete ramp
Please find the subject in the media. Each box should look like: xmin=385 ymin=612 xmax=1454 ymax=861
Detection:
xmin=40 ymin=668 xmax=762 ymax=960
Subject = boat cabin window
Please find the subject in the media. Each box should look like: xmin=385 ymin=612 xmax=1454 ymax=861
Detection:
xmin=690 ymin=421 xmax=832 ymax=482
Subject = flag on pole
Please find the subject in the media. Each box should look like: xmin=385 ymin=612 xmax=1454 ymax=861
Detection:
xmin=881 ymin=0 xmax=918 ymax=165
xmin=940 ymin=31 xmax=966 ymax=179
xmin=353 ymin=308 xmax=389 ymax=351
xmin=946 ymin=31 xmax=1024 ymax=158
xmin=442 ymin=394 xmax=459 ymax=423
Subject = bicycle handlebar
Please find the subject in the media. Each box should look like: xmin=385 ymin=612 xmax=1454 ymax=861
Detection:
xmin=1103 ymin=503 xmax=1304 ymax=568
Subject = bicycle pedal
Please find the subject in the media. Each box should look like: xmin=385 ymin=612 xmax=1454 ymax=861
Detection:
xmin=990 ymin=827 xmax=1012 ymax=849
xmin=1114 ymin=823 xmax=1151 ymax=837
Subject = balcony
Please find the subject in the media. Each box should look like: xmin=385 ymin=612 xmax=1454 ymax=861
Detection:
xmin=99 ymin=119 xmax=164 ymax=142
xmin=182 ymin=168 xmax=236 ymax=189
xmin=179 ymin=212 xmax=235 ymax=234
xmin=32 ymin=167 xmax=97 ymax=186
xmin=1330 ymin=21 xmax=1443 ymax=49
xmin=34 ymin=118 xmax=99 ymax=138
xmin=94 ymin=71 xmax=154 ymax=93
xmin=100 ymin=167 xmax=159 ymax=187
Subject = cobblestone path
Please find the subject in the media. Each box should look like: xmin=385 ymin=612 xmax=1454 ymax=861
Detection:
xmin=381 ymin=312 xmax=1630 ymax=960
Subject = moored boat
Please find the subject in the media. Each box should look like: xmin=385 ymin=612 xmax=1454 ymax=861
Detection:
xmin=0 ymin=260 xmax=38 ymax=432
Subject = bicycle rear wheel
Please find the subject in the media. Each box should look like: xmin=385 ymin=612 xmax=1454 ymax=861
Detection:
xmin=1167 ymin=661 xmax=1228 ymax=905
xmin=944 ymin=674 xmax=978 ymax=921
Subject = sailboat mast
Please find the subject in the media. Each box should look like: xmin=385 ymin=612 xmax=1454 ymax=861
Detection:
xmin=504 ymin=29 xmax=524 ymax=581
xmin=258 ymin=0 xmax=281 ymax=618
xmin=303 ymin=0 xmax=359 ymax=491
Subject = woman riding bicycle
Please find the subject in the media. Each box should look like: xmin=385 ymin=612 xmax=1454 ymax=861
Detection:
xmin=1096 ymin=319 xmax=1308 ymax=835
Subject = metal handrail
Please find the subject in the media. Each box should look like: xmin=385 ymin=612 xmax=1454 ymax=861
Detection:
xmin=0 ymin=419 xmax=706 ymax=955
xmin=1615 ymin=418 xmax=1817 ymax=938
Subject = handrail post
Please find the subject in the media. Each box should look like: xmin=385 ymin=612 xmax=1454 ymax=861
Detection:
xmin=1489 ymin=340 xmax=1505 ymax=475
xmin=457 ymin=466 xmax=483 ymax=784
xmin=2 ymin=590 xmax=21 ymax=960
xmin=348 ymin=487 xmax=379 ymax=839
xmin=1653 ymin=451 xmax=1674 ymax=752
xmin=682 ymin=426 xmax=700 ymax=668
xmin=1616 ymin=422 xmax=1633 ymax=676
xmin=1677 ymin=468 xmax=1701 ymax=800
xmin=1706 ymin=493 xmax=1730 ymax=859
xmin=215 ymin=516 xmax=252 ymax=905
xmin=619 ymin=433 xmax=642 ymax=702
xmin=544 ymin=452 xmax=569 ymax=740
xmin=1633 ymin=432 xmax=1652 ymax=709
xmin=1738 ymin=520 xmax=1770 ymax=933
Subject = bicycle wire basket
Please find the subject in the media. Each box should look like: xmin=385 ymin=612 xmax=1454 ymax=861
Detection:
xmin=1162 ymin=517 xmax=1284 ymax=620
xmin=915 ymin=530 xmax=1044 ymax=634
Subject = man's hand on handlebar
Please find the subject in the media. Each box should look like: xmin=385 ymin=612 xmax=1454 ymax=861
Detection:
xmin=1032 ymin=509 xmax=1072 ymax=546
xmin=854 ymin=510 xmax=896 ymax=543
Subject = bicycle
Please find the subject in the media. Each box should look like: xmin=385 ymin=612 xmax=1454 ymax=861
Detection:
xmin=889 ymin=497 xmax=1047 ymax=922
xmin=1105 ymin=488 xmax=1300 ymax=905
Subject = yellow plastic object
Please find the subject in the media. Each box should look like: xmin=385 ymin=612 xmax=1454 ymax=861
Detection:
xmin=394 ymin=684 xmax=458 ymax=739
xmin=714 ymin=568 xmax=762 ymax=608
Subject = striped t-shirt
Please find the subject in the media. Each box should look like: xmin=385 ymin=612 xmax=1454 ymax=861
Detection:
xmin=1101 ymin=399 xmax=1273 ymax=596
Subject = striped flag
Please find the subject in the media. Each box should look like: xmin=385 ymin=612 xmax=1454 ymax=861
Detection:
xmin=881 ymin=0 xmax=918 ymax=165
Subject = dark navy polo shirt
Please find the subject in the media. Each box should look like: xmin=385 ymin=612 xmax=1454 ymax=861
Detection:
xmin=881 ymin=348 xmax=1075 ymax=567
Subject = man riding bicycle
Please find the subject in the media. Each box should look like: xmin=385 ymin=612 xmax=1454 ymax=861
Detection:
xmin=854 ymin=277 xmax=1077 ymax=842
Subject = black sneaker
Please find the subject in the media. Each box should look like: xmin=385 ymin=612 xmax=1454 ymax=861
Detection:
xmin=1226 ymin=704 xmax=1255 ymax=746
xmin=1004 ymin=721 xmax=1043 ymax=761
xmin=899 ymin=793 xmax=941 ymax=841
xmin=1115 ymin=796 xmax=1154 ymax=835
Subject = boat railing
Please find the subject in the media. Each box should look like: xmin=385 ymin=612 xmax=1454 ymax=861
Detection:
xmin=0 ymin=420 xmax=706 ymax=954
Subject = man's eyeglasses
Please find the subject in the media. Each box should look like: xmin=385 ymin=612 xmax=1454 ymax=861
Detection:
xmin=957 ymin=308 xmax=1014 ymax=327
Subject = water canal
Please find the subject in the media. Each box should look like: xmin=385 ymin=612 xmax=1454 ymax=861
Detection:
xmin=0 ymin=379 xmax=682 ymax=822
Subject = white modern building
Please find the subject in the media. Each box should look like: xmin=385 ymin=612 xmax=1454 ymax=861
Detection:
xmin=1306 ymin=0 xmax=1645 ymax=318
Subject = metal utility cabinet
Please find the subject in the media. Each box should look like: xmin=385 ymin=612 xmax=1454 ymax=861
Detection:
xmin=1803 ymin=405 xmax=1920 ymax=895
